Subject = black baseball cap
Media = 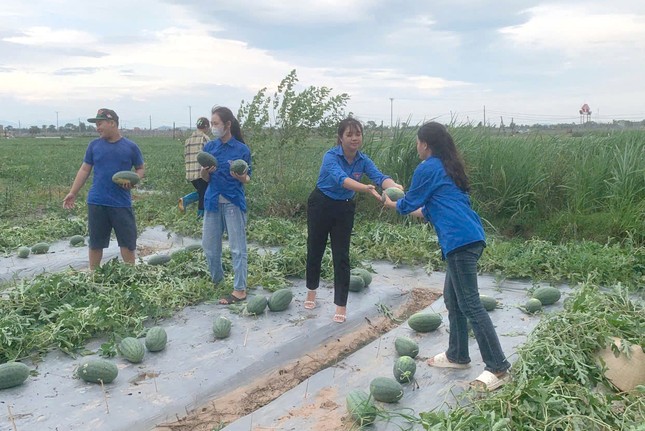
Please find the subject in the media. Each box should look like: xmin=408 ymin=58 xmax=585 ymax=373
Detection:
xmin=87 ymin=108 xmax=119 ymax=125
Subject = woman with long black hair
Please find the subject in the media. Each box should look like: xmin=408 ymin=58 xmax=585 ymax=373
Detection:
xmin=383 ymin=121 xmax=511 ymax=390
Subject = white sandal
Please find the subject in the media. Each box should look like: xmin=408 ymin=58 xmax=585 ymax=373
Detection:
xmin=427 ymin=352 xmax=470 ymax=369
xmin=333 ymin=313 xmax=346 ymax=323
xmin=470 ymin=370 xmax=511 ymax=391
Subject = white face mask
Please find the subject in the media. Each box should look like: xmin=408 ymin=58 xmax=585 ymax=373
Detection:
xmin=211 ymin=127 xmax=224 ymax=139
xmin=211 ymin=127 xmax=226 ymax=139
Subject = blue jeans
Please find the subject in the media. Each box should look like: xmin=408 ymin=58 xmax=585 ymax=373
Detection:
xmin=444 ymin=243 xmax=510 ymax=373
xmin=202 ymin=203 xmax=247 ymax=292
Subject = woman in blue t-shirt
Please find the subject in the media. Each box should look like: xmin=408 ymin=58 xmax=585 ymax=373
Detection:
xmin=200 ymin=106 xmax=252 ymax=305
xmin=383 ymin=121 xmax=511 ymax=391
xmin=306 ymin=117 xmax=403 ymax=323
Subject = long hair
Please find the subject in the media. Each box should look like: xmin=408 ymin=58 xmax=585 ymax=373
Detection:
xmin=418 ymin=122 xmax=469 ymax=192
xmin=336 ymin=117 xmax=363 ymax=145
xmin=211 ymin=106 xmax=246 ymax=145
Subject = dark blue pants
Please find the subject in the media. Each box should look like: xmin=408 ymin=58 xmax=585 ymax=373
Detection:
xmin=444 ymin=242 xmax=510 ymax=373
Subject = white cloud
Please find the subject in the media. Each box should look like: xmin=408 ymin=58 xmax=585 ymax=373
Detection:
xmin=1 ymin=0 xmax=644 ymax=127
xmin=3 ymin=27 xmax=98 ymax=47
xmin=499 ymin=4 xmax=645 ymax=55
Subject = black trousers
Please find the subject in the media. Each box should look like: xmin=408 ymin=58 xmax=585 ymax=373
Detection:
xmin=191 ymin=178 xmax=209 ymax=210
xmin=306 ymin=188 xmax=356 ymax=306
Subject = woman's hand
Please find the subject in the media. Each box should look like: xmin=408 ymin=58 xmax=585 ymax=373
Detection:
xmin=230 ymin=171 xmax=249 ymax=183
xmin=364 ymin=184 xmax=381 ymax=200
xmin=382 ymin=193 xmax=397 ymax=209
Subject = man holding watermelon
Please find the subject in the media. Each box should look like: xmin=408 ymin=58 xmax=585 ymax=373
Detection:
xmin=63 ymin=108 xmax=145 ymax=270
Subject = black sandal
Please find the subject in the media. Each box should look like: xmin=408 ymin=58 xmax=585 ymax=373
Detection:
xmin=219 ymin=293 xmax=246 ymax=305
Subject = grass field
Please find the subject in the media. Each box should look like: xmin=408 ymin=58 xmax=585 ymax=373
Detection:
xmin=4 ymin=128 xmax=645 ymax=241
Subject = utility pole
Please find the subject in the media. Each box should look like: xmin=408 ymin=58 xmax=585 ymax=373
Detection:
xmin=483 ymin=105 xmax=486 ymax=127
xmin=56 ymin=111 xmax=59 ymax=131
xmin=389 ymin=98 xmax=394 ymax=128
xmin=188 ymin=106 xmax=192 ymax=130
xmin=149 ymin=115 xmax=152 ymax=131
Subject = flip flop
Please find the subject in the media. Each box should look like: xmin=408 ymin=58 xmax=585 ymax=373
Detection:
xmin=304 ymin=300 xmax=316 ymax=310
xmin=470 ymin=370 xmax=511 ymax=391
xmin=427 ymin=352 xmax=471 ymax=369
xmin=219 ymin=293 xmax=246 ymax=305
xmin=333 ymin=313 xmax=346 ymax=323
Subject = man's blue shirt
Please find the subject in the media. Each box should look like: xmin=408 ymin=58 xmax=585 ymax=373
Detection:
xmin=84 ymin=137 xmax=144 ymax=207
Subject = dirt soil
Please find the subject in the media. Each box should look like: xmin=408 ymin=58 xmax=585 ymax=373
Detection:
xmin=154 ymin=287 xmax=440 ymax=431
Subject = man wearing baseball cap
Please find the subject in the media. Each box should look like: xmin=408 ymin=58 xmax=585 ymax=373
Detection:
xmin=63 ymin=108 xmax=145 ymax=270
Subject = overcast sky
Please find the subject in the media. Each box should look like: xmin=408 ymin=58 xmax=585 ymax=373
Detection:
xmin=1 ymin=0 xmax=644 ymax=129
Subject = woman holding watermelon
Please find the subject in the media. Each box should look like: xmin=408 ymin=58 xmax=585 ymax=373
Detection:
xmin=200 ymin=106 xmax=252 ymax=305
xmin=305 ymin=117 xmax=402 ymax=323
xmin=382 ymin=121 xmax=511 ymax=391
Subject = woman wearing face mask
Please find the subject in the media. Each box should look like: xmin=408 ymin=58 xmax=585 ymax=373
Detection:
xmin=200 ymin=106 xmax=252 ymax=304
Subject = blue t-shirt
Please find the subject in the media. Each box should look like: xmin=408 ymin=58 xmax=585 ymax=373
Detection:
xmin=316 ymin=145 xmax=390 ymax=200
xmin=203 ymin=137 xmax=252 ymax=212
xmin=83 ymin=137 xmax=144 ymax=208
xmin=396 ymin=156 xmax=485 ymax=256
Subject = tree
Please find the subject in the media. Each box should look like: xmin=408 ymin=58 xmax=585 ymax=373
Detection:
xmin=238 ymin=69 xmax=350 ymax=180
xmin=29 ymin=126 xmax=41 ymax=135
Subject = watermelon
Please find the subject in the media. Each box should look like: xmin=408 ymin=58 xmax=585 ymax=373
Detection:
xmin=31 ymin=242 xmax=49 ymax=254
xmin=77 ymin=359 xmax=118 ymax=384
xmin=523 ymin=298 xmax=543 ymax=314
xmin=394 ymin=336 xmax=419 ymax=358
xmin=213 ymin=316 xmax=232 ymax=339
xmin=267 ymin=289 xmax=293 ymax=312
xmin=69 ymin=235 xmax=85 ymax=247
xmin=393 ymin=356 xmax=417 ymax=383
xmin=145 ymin=327 xmax=167 ymax=352
xmin=348 ymin=275 xmax=366 ymax=292
xmin=112 ymin=170 xmax=140 ymax=186
xmin=17 ymin=246 xmax=30 ymax=258
xmin=0 ymin=362 xmax=30 ymax=390
xmin=118 ymin=337 xmax=145 ymax=363
xmin=408 ymin=312 xmax=442 ymax=333
xmin=346 ymin=389 xmax=378 ymax=426
xmin=480 ymin=295 xmax=498 ymax=312
xmin=197 ymin=151 xmax=217 ymax=168
xmin=381 ymin=187 xmax=405 ymax=202
xmin=230 ymin=159 xmax=249 ymax=175
xmin=369 ymin=377 xmax=404 ymax=403
xmin=148 ymin=254 xmax=171 ymax=266
xmin=350 ymin=268 xmax=372 ymax=286
xmin=246 ymin=296 xmax=268 ymax=315
xmin=532 ymin=286 xmax=561 ymax=305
